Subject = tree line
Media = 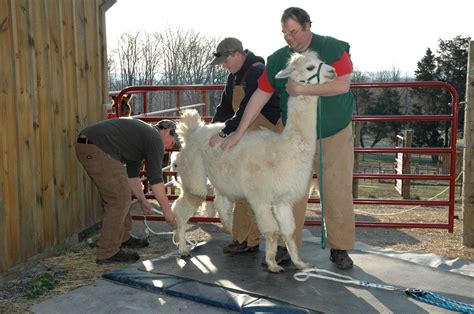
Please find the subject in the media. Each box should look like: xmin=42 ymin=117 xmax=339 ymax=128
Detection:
xmin=108 ymin=28 xmax=470 ymax=148
xmin=352 ymin=36 xmax=470 ymax=148
xmin=108 ymin=28 xmax=228 ymax=114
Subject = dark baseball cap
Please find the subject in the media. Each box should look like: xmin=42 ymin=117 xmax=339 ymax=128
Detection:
xmin=210 ymin=37 xmax=244 ymax=65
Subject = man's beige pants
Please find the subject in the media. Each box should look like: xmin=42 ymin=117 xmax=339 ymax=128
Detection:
xmin=314 ymin=124 xmax=355 ymax=249
xmin=75 ymin=143 xmax=132 ymax=259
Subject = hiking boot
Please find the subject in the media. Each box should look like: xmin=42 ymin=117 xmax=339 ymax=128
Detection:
xmin=121 ymin=235 xmax=149 ymax=249
xmin=330 ymin=249 xmax=353 ymax=270
xmin=223 ymin=240 xmax=259 ymax=254
xmin=96 ymin=249 xmax=140 ymax=264
xmin=262 ymin=246 xmax=291 ymax=266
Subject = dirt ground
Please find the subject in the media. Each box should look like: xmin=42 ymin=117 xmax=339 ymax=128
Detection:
xmin=1 ymin=205 xmax=473 ymax=313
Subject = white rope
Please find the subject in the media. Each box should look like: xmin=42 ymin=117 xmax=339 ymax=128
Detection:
xmin=294 ymin=267 xmax=399 ymax=291
xmin=144 ymin=207 xmax=197 ymax=249
xmin=353 ymin=181 xmax=453 ymax=216
xmin=354 ymin=171 xmax=463 ymax=217
xmin=164 ymin=181 xmax=175 ymax=187
xmin=145 ymin=207 xmax=174 ymax=238
xmin=308 ymin=171 xmax=463 ymax=217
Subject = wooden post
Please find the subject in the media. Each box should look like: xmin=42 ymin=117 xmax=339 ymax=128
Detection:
xmin=394 ymin=130 xmax=412 ymax=199
xmin=463 ymin=40 xmax=474 ymax=247
xmin=402 ymin=130 xmax=413 ymax=199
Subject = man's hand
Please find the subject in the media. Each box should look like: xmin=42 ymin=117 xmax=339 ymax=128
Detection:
xmin=222 ymin=132 xmax=242 ymax=151
xmin=139 ymin=198 xmax=153 ymax=214
xmin=164 ymin=211 xmax=177 ymax=229
xmin=285 ymin=79 xmax=304 ymax=96
xmin=209 ymin=133 xmax=222 ymax=147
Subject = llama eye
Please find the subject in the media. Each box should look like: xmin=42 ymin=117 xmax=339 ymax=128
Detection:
xmin=307 ymin=65 xmax=315 ymax=71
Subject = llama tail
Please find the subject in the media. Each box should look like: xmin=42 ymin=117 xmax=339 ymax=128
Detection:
xmin=176 ymin=109 xmax=205 ymax=147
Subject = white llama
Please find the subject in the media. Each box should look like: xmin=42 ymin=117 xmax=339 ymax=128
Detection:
xmin=172 ymin=51 xmax=336 ymax=272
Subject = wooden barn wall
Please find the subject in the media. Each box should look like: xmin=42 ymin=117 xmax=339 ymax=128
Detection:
xmin=0 ymin=0 xmax=115 ymax=273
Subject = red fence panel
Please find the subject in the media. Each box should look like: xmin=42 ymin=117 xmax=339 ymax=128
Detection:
xmin=111 ymin=81 xmax=459 ymax=233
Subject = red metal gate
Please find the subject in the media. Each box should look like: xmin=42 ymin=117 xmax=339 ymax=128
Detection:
xmin=111 ymin=81 xmax=459 ymax=232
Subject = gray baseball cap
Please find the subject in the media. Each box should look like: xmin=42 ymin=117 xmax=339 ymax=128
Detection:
xmin=210 ymin=37 xmax=244 ymax=65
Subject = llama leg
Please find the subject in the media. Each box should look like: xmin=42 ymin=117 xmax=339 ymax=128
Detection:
xmin=249 ymin=201 xmax=283 ymax=272
xmin=273 ymin=203 xmax=312 ymax=270
xmin=204 ymin=181 xmax=216 ymax=217
xmin=264 ymin=232 xmax=283 ymax=273
xmin=213 ymin=192 xmax=233 ymax=233
xmin=172 ymin=193 xmax=204 ymax=256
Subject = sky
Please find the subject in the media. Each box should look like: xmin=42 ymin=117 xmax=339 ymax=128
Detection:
xmin=105 ymin=0 xmax=473 ymax=76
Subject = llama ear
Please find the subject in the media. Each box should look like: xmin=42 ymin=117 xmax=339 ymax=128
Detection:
xmin=275 ymin=67 xmax=293 ymax=79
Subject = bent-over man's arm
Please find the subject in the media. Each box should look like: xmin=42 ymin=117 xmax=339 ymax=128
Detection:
xmin=150 ymin=182 xmax=176 ymax=228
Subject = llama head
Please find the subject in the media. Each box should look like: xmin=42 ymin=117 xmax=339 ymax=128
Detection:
xmin=275 ymin=51 xmax=336 ymax=84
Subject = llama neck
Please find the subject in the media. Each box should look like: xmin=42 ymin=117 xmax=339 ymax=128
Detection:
xmin=282 ymin=95 xmax=318 ymax=145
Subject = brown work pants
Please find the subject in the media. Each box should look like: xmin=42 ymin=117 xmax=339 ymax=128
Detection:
xmin=314 ymin=124 xmax=355 ymax=249
xmin=75 ymin=143 xmax=132 ymax=259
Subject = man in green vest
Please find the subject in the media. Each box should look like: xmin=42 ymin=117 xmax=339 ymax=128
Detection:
xmin=223 ymin=7 xmax=355 ymax=269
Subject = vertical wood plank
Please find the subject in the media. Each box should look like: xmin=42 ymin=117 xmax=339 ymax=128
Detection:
xmin=47 ymin=0 xmax=68 ymax=240
xmin=61 ymin=0 xmax=81 ymax=231
xmin=74 ymin=0 xmax=98 ymax=229
xmin=83 ymin=0 xmax=104 ymax=224
xmin=73 ymin=0 xmax=89 ymax=228
xmin=26 ymin=0 xmax=44 ymax=252
xmin=0 ymin=0 xmax=21 ymax=271
xmin=32 ymin=0 xmax=57 ymax=247
xmin=12 ymin=0 xmax=42 ymax=261
xmin=65 ymin=0 xmax=87 ymax=225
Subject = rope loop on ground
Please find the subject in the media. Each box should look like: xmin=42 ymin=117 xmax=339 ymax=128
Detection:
xmin=294 ymin=268 xmax=399 ymax=291
xmin=144 ymin=207 xmax=197 ymax=250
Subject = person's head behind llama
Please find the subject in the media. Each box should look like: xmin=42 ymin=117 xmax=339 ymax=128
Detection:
xmin=155 ymin=119 xmax=180 ymax=150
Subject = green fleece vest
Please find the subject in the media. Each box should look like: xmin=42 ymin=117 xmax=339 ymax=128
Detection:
xmin=266 ymin=33 xmax=354 ymax=138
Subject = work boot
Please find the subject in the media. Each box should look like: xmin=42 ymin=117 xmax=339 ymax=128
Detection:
xmin=247 ymin=244 xmax=259 ymax=252
xmin=121 ymin=235 xmax=149 ymax=249
xmin=96 ymin=249 xmax=140 ymax=265
xmin=262 ymin=246 xmax=291 ymax=266
xmin=330 ymin=249 xmax=353 ymax=270
xmin=223 ymin=240 xmax=259 ymax=254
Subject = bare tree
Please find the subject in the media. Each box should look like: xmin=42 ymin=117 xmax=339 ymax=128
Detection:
xmin=107 ymin=55 xmax=119 ymax=91
xmin=159 ymin=27 xmax=224 ymax=85
xmin=158 ymin=27 xmax=226 ymax=111
xmin=115 ymin=31 xmax=142 ymax=87
xmin=108 ymin=27 xmax=228 ymax=114
xmin=137 ymin=32 xmax=162 ymax=85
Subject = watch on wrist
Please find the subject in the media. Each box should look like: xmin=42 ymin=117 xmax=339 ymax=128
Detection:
xmin=218 ymin=131 xmax=227 ymax=138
